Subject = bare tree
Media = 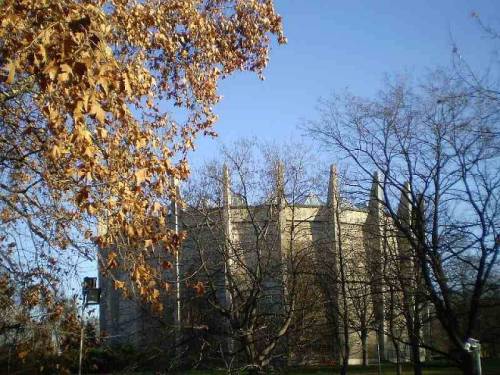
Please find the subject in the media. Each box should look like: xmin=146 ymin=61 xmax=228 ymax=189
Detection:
xmin=323 ymin=170 xmax=372 ymax=373
xmin=181 ymin=140 xmax=326 ymax=373
xmin=306 ymin=69 xmax=500 ymax=374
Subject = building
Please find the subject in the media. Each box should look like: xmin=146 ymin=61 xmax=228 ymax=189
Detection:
xmin=99 ymin=164 xmax=427 ymax=367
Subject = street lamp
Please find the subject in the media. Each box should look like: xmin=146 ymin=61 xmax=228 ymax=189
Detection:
xmin=464 ymin=338 xmax=482 ymax=375
xmin=78 ymin=277 xmax=100 ymax=375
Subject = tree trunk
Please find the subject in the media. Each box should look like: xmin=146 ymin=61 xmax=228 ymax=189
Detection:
xmin=458 ymin=350 xmax=477 ymax=375
xmin=243 ymin=332 xmax=259 ymax=374
xmin=393 ymin=341 xmax=402 ymax=375
xmin=361 ymin=330 xmax=368 ymax=366
xmin=340 ymin=325 xmax=350 ymax=375
xmin=410 ymin=335 xmax=423 ymax=375
xmin=340 ymin=353 xmax=349 ymax=375
xmin=337 ymin=211 xmax=350 ymax=375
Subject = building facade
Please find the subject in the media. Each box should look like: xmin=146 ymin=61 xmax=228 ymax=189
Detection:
xmin=99 ymin=164 xmax=426 ymax=367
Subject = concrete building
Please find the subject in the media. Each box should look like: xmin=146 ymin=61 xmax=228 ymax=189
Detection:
xmin=99 ymin=164 xmax=426 ymax=367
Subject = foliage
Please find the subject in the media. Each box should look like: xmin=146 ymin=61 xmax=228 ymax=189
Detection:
xmin=0 ymin=296 xmax=88 ymax=374
xmin=0 ymin=0 xmax=285 ymax=361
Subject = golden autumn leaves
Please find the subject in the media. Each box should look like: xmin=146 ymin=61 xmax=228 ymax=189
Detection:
xmin=0 ymin=0 xmax=285 ymax=310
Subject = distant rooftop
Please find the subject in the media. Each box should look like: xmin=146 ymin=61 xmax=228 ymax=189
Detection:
xmin=298 ymin=193 xmax=324 ymax=206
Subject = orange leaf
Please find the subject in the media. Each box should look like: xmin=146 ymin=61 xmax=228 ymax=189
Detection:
xmin=107 ymin=251 xmax=118 ymax=269
xmin=135 ymin=168 xmax=148 ymax=185
xmin=5 ymin=60 xmax=15 ymax=84
xmin=152 ymin=201 xmax=161 ymax=213
xmin=50 ymin=144 xmax=61 ymax=160
xmin=98 ymin=76 xmax=110 ymax=95
xmin=161 ymin=260 xmax=172 ymax=269
xmin=87 ymin=204 xmax=97 ymax=215
xmin=193 ymin=281 xmax=205 ymax=296
xmin=90 ymin=100 xmax=106 ymax=124
xmin=75 ymin=188 xmax=89 ymax=206
xmin=60 ymin=63 xmax=72 ymax=74
xmin=83 ymin=146 xmax=95 ymax=159
xmin=44 ymin=63 xmax=58 ymax=80
xmin=113 ymin=280 xmax=125 ymax=290
xmin=123 ymin=74 xmax=131 ymax=95
xmin=57 ymin=72 xmax=70 ymax=82
xmin=97 ymin=127 xmax=108 ymax=139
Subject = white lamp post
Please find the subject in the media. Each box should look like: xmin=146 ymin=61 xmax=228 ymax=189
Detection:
xmin=464 ymin=338 xmax=482 ymax=375
xmin=78 ymin=277 xmax=100 ymax=375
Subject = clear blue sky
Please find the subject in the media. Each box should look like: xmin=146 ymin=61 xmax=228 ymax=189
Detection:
xmin=190 ymin=0 xmax=499 ymax=166
xmin=79 ymin=0 xmax=499 ymax=286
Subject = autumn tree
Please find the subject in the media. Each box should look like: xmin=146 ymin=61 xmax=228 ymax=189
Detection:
xmin=0 ymin=0 xmax=285 ymax=352
xmin=0 ymin=286 xmax=83 ymax=374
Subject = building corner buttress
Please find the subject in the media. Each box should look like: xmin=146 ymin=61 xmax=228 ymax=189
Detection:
xmin=365 ymin=171 xmax=387 ymax=360
xmin=325 ymin=165 xmax=342 ymax=360
xmin=275 ymin=160 xmax=290 ymax=364
xmin=222 ymin=163 xmax=233 ymax=277
xmin=397 ymin=182 xmax=412 ymax=279
xmin=275 ymin=160 xmax=286 ymax=287
xmin=222 ymin=165 xmax=232 ymax=294
xmin=221 ymin=164 xmax=234 ymax=354
xmin=97 ymin=214 xmax=125 ymax=346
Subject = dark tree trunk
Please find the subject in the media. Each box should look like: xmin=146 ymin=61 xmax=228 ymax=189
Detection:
xmin=337 ymin=209 xmax=350 ymax=375
xmin=410 ymin=335 xmax=423 ymax=375
xmin=340 ymin=352 xmax=349 ymax=375
xmin=393 ymin=341 xmax=402 ymax=375
xmin=361 ymin=330 xmax=368 ymax=366
xmin=458 ymin=349 xmax=477 ymax=375
xmin=408 ymin=302 xmax=423 ymax=375
xmin=340 ymin=320 xmax=350 ymax=375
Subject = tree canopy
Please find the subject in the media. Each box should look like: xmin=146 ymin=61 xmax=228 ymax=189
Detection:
xmin=0 ymin=0 xmax=285 ymax=322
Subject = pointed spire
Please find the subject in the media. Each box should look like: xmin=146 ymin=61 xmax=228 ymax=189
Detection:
xmin=368 ymin=171 xmax=383 ymax=213
xmin=327 ymin=164 xmax=339 ymax=254
xmin=222 ymin=163 xmax=231 ymax=207
xmin=413 ymin=192 xmax=426 ymax=234
xmin=327 ymin=164 xmax=338 ymax=207
xmin=397 ymin=182 xmax=412 ymax=227
xmin=276 ymin=160 xmax=285 ymax=205
xmin=366 ymin=170 xmax=386 ymax=361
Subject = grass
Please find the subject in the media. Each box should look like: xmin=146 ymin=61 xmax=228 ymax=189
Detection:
xmin=179 ymin=359 xmax=500 ymax=375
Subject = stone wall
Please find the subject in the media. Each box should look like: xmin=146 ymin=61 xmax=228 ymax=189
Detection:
xmin=99 ymin=165 xmax=426 ymax=366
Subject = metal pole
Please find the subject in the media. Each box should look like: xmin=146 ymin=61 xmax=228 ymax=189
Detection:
xmin=465 ymin=338 xmax=482 ymax=375
xmin=172 ymin=178 xmax=182 ymax=362
xmin=78 ymin=295 xmax=86 ymax=375
xmin=174 ymin=198 xmax=181 ymax=331
xmin=474 ymin=345 xmax=482 ymax=375
xmin=376 ymin=342 xmax=382 ymax=375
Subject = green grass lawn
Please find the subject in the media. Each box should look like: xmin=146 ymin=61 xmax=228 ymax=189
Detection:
xmin=282 ymin=364 xmax=462 ymax=375
xmin=179 ymin=359 xmax=500 ymax=375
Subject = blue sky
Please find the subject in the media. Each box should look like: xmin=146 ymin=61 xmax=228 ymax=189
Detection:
xmin=79 ymin=0 xmax=499 ymax=286
xmin=190 ymin=0 xmax=499 ymax=167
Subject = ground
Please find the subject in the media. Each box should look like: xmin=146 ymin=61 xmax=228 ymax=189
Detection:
xmin=179 ymin=359 xmax=500 ymax=374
